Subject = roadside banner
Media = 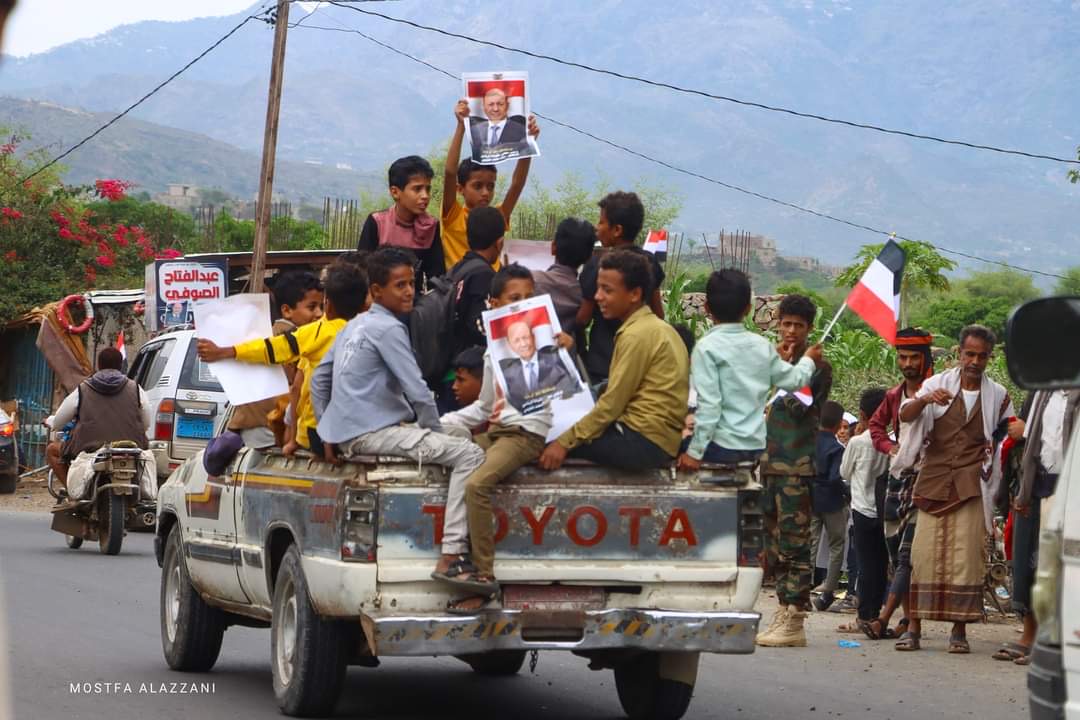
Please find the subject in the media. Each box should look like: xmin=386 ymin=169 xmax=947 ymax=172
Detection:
xmin=144 ymin=259 xmax=228 ymax=331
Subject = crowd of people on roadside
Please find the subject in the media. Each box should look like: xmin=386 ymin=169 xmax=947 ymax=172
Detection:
xmin=183 ymin=99 xmax=1078 ymax=632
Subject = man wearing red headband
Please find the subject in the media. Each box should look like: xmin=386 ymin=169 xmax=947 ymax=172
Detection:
xmin=861 ymin=328 xmax=933 ymax=642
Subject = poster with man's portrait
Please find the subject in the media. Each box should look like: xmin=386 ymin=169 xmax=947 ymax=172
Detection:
xmin=163 ymin=300 xmax=190 ymax=328
xmin=482 ymin=295 xmax=592 ymax=440
xmin=463 ymin=71 xmax=540 ymax=165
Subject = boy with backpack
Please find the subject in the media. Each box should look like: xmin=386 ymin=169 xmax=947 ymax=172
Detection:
xmin=358 ymin=155 xmax=444 ymax=290
xmin=410 ymin=207 xmax=506 ymax=410
xmin=441 ymin=99 xmax=539 ymax=269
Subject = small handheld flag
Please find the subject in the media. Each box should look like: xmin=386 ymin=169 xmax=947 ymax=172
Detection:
xmin=642 ymin=229 xmax=668 ymax=261
xmin=116 ymin=330 xmax=126 ymax=362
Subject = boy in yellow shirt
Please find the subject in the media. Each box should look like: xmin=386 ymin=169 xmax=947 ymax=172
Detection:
xmin=197 ymin=260 xmax=368 ymax=457
xmin=441 ymin=99 xmax=539 ymax=269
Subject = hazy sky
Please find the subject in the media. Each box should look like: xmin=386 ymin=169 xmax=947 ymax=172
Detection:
xmin=5 ymin=0 xmax=266 ymax=57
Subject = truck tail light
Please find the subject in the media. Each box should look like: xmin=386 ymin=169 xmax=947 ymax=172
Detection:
xmin=737 ymin=487 xmax=764 ymax=568
xmin=341 ymin=488 xmax=377 ymax=562
xmin=155 ymin=399 xmax=175 ymax=441
xmin=0 ymin=422 xmax=13 ymax=438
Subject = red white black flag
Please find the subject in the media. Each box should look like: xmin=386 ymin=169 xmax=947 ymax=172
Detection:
xmin=845 ymin=240 xmax=905 ymax=343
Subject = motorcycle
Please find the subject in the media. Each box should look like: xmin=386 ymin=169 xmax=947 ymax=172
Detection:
xmin=48 ymin=441 xmax=151 ymax=555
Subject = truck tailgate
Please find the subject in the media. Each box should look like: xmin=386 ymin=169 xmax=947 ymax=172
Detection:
xmin=374 ymin=463 xmax=740 ymax=584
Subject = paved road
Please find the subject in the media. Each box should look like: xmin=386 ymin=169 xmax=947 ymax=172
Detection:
xmin=2 ymin=511 xmax=1028 ymax=720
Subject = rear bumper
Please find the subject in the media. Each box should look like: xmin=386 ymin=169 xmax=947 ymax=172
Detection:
xmin=1028 ymin=640 xmax=1066 ymax=720
xmin=368 ymin=608 xmax=759 ymax=657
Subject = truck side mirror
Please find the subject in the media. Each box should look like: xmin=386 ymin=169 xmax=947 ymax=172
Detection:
xmin=1005 ymin=296 xmax=1080 ymax=390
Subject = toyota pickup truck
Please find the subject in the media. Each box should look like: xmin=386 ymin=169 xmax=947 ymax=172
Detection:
xmin=155 ymin=446 xmax=764 ymax=720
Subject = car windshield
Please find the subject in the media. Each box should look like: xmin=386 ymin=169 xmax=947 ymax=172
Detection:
xmin=179 ymin=339 xmax=224 ymax=393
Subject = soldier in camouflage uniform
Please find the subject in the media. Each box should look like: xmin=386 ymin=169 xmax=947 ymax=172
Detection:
xmin=757 ymin=294 xmax=833 ymax=648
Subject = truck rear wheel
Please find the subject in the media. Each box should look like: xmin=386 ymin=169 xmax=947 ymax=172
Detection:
xmin=160 ymin=525 xmax=226 ymax=671
xmin=458 ymin=650 xmax=527 ymax=676
xmin=272 ymin=544 xmax=347 ymax=717
xmin=614 ymin=651 xmax=697 ymax=720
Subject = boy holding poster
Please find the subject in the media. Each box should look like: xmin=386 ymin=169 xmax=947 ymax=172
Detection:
xmin=438 ymin=263 xmax=581 ymax=609
xmin=442 ymin=96 xmax=539 ymax=269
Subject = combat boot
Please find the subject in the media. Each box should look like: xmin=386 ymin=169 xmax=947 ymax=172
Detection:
xmin=755 ymin=605 xmax=788 ymax=645
xmin=757 ymin=609 xmax=807 ymax=647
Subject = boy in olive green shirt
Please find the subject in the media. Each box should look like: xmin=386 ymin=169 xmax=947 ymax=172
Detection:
xmin=538 ymin=249 xmax=688 ymax=471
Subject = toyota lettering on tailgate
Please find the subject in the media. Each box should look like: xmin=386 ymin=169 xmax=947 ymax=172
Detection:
xmin=377 ymin=491 xmax=738 ymax=561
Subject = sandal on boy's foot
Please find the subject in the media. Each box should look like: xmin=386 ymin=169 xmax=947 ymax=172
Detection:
xmin=895 ymin=631 xmax=921 ymax=651
xmin=447 ymin=594 xmax=501 ymax=616
xmin=812 ymin=591 xmax=835 ymax=612
xmin=947 ymin=636 xmax=971 ymax=654
xmin=1013 ymin=653 xmax=1032 ymax=666
xmin=992 ymin=642 xmax=1030 ymax=661
xmin=886 ymin=618 xmax=909 ymax=640
xmin=836 ymin=622 xmax=863 ymax=633
xmin=431 ymin=557 xmax=499 ymax=595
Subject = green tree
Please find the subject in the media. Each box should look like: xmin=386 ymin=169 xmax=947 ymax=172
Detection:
xmin=835 ymin=240 xmax=955 ymax=326
xmin=86 ymin=196 xmax=198 ymax=252
xmin=1054 ymin=266 xmax=1080 ymax=295
xmin=953 ymin=268 xmax=1039 ymax=307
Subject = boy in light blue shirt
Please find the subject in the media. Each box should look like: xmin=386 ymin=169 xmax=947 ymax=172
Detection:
xmin=678 ymin=269 xmax=824 ymax=470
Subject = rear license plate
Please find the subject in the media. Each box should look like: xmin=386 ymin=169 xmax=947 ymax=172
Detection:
xmin=502 ymin=585 xmax=605 ymax=611
xmin=176 ymin=416 xmax=214 ymax=439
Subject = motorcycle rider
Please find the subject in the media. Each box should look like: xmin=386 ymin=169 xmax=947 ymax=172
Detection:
xmin=45 ymin=348 xmax=155 ymax=498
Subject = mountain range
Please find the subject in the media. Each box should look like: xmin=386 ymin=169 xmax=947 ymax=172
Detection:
xmin=2 ymin=1 xmax=1078 ymax=277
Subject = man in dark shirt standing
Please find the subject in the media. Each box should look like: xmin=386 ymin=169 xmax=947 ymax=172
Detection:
xmin=575 ymin=192 xmax=665 ymax=385
xmin=756 ymin=294 xmax=832 ymax=648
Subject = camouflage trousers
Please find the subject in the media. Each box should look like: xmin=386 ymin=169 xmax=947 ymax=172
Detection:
xmin=762 ymin=474 xmax=814 ymax=609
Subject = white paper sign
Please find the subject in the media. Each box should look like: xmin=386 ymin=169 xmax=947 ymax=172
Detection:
xmin=192 ymin=294 xmax=289 ymax=406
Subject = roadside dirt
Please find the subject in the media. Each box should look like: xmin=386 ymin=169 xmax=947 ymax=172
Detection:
xmin=0 ymin=472 xmax=59 ymax=512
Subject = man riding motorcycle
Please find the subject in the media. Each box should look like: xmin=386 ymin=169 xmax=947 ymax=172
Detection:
xmin=45 ymin=347 xmax=157 ymax=501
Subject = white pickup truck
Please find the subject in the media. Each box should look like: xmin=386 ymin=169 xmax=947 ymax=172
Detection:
xmin=155 ymin=446 xmax=764 ymax=720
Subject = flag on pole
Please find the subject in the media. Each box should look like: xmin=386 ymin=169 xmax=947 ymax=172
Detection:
xmin=844 ymin=239 xmax=905 ymax=343
xmin=116 ymin=330 xmax=126 ymax=363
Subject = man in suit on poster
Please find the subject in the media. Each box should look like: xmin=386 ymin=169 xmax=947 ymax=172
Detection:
xmin=470 ymin=88 xmax=527 ymax=150
xmin=498 ymin=320 xmax=577 ymax=412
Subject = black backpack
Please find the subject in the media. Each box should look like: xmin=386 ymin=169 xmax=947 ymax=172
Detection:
xmin=409 ymin=256 xmax=488 ymax=386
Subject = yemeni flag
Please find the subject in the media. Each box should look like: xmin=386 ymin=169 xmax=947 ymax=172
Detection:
xmin=116 ymin=330 xmax=127 ymax=363
xmin=845 ymin=240 xmax=905 ymax=343
xmin=642 ymin=229 xmax=668 ymax=262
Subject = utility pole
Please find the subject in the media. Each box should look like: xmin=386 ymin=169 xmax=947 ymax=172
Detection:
xmin=251 ymin=0 xmax=290 ymax=293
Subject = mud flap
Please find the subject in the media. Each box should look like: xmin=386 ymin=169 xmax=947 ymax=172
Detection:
xmin=50 ymin=509 xmax=98 ymax=540
xmin=658 ymin=651 xmax=699 ymax=685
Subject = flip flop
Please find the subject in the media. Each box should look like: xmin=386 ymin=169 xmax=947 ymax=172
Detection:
xmin=431 ymin=558 xmax=499 ymax=595
xmin=993 ymin=642 xmax=1030 ymax=661
xmin=895 ymin=631 xmax=921 ymax=651
xmin=948 ymin=636 xmax=971 ymax=654
xmin=836 ymin=622 xmax=863 ymax=633
xmin=1014 ymin=654 xmax=1032 ymax=666
xmin=447 ymin=594 xmax=501 ymax=616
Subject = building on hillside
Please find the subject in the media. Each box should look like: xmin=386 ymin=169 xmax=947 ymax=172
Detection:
xmin=154 ymin=183 xmax=200 ymax=211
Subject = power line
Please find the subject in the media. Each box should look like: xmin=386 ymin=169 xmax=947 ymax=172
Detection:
xmin=326 ymin=1 xmax=1080 ymax=168
xmin=292 ymin=21 xmax=1069 ymax=281
xmin=20 ymin=10 xmax=271 ymax=184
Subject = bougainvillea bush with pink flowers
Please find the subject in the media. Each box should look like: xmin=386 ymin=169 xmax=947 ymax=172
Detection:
xmin=0 ymin=135 xmax=188 ymax=323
